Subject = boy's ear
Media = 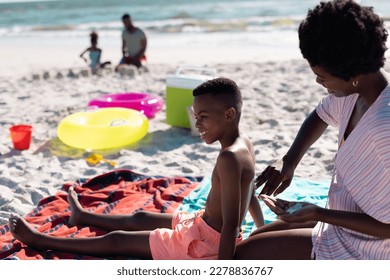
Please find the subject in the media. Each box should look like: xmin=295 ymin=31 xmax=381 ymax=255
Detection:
xmin=225 ymin=107 xmax=236 ymax=121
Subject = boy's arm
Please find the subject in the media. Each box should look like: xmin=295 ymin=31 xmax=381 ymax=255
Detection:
xmin=249 ymin=187 xmax=265 ymax=228
xmin=217 ymin=151 xmax=242 ymax=260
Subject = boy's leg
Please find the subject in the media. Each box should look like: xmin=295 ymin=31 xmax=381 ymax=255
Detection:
xmin=9 ymin=215 xmax=153 ymax=259
xmin=68 ymin=187 xmax=173 ymax=231
xmin=234 ymin=228 xmax=313 ymax=260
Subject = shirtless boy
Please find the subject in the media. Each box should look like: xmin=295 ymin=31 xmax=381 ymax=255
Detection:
xmin=9 ymin=77 xmax=264 ymax=260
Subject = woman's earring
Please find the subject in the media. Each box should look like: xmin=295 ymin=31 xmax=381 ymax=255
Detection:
xmin=352 ymin=80 xmax=359 ymax=87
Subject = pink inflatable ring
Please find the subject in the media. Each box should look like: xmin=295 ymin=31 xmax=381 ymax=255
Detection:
xmin=88 ymin=92 xmax=164 ymax=119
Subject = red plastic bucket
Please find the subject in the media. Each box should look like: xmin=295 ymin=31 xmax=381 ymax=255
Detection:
xmin=9 ymin=125 xmax=32 ymax=150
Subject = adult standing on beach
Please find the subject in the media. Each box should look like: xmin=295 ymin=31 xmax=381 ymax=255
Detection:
xmin=116 ymin=13 xmax=147 ymax=70
xmin=235 ymin=0 xmax=390 ymax=260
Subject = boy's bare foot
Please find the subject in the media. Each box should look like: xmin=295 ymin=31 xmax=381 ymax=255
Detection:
xmin=9 ymin=214 xmax=41 ymax=247
xmin=67 ymin=186 xmax=85 ymax=226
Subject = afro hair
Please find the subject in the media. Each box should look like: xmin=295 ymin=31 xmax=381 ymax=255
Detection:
xmin=299 ymin=0 xmax=388 ymax=80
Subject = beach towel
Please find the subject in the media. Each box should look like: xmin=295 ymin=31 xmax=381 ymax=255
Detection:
xmin=0 ymin=169 xmax=201 ymax=260
xmin=0 ymin=169 xmax=330 ymax=260
xmin=178 ymin=176 xmax=330 ymax=238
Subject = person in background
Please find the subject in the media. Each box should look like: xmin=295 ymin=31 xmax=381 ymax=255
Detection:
xmin=115 ymin=13 xmax=147 ymax=71
xmin=80 ymin=31 xmax=111 ymax=74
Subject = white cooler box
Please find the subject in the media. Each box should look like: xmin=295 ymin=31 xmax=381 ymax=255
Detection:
xmin=166 ymin=66 xmax=216 ymax=128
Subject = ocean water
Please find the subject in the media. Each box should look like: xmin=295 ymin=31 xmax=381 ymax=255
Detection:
xmin=0 ymin=0 xmax=389 ymax=67
xmin=1 ymin=0 xmax=389 ymax=38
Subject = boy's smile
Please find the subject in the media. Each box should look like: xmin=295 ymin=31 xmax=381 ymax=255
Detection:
xmin=193 ymin=94 xmax=228 ymax=145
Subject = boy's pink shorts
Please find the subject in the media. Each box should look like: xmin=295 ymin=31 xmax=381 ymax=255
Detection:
xmin=149 ymin=211 xmax=242 ymax=260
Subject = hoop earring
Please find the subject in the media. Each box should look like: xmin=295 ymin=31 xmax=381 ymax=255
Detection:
xmin=352 ymin=80 xmax=359 ymax=87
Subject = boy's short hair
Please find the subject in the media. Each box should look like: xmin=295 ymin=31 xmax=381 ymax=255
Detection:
xmin=193 ymin=77 xmax=242 ymax=120
xmin=298 ymin=0 xmax=388 ymax=80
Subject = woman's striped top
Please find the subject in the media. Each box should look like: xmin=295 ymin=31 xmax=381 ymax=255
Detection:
xmin=312 ymin=85 xmax=390 ymax=259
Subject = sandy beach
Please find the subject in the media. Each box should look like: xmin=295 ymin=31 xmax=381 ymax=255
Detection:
xmin=0 ymin=32 xmax=389 ymax=227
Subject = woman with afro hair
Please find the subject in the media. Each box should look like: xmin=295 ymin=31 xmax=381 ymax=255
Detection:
xmin=235 ymin=0 xmax=390 ymax=260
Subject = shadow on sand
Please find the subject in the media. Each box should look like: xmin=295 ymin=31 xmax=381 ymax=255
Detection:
xmin=29 ymin=127 xmax=202 ymax=160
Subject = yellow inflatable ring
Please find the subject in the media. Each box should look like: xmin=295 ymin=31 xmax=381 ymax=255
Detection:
xmin=57 ymin=108 xmax=149 ymax=150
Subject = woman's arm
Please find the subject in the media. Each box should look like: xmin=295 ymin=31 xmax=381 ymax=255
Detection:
xmin=284 ymin=109 xmax=328 ymax=170
xmin=257 ymin=109 xmax=328 ymax=196
xmin=262 ymin=196 xmax=390 ymax=238
xmin=315 ymin=208 xmax=390 ymax=238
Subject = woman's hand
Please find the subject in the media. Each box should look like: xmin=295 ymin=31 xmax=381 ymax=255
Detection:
xmin=255 ymin=157 xmax=295 ymax=196
xmin=255 ymin=111 xmax=329 ymax=196
xmin=260 ymin=195 xmax=320 ymax=223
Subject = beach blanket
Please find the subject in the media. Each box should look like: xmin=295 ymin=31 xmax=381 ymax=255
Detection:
xmin=0 ymin=169 xmax=330 ymax=260
xmin=0 ymin=169 xmax=202 ymax=260
xmin=179 ymin=176 xmax=330 ymax=237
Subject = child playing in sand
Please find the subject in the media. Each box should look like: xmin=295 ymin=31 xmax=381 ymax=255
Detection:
xmin=9 ymin=77 xmax=264 ymax=260
xmin=80 ymin=31 xmax=111 ymax=74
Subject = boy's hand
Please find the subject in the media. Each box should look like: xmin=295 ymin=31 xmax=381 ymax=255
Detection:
xmin=260 ymin=195 xmax=319 ymax=223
